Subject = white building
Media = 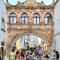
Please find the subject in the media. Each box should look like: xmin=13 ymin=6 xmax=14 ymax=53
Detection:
xmin=0 ymin=0 xmax=6 ymax=49
xmin=53 ymin=0 xmax=60 ymax=54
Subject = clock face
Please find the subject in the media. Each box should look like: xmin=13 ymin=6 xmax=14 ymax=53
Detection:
xmin=36 ymin=0 xmax=53 ymax=5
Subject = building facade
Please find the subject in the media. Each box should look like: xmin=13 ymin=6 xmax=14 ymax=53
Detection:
xmin=0 ymin=0 xmax=6 ymax=49
xmin=6 ymin=0 xmax=55 ymax=53
xmin=53 ymin=0 xmax=60 ymax=54
xmin=0 ymin=0 xmax=6 ymax=59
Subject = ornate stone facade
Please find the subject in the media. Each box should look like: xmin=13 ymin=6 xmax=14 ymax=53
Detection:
xmin=6 ymin=0 xmax=55 ymax=53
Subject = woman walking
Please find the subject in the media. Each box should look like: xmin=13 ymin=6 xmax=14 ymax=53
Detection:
xmin=15 ymin=51 xmax=20 ymax=60
xmin=9 ymin=49 xmax=15 ymax=60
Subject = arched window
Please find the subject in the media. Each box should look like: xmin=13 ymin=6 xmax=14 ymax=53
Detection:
xmin=9 ymin=13 xmax=16 ymax=24
xmin=45 ymin=13 xmax=52 ymax=24
xmin=21 ymin=13 xmax=28 ymax=24
xmin=33 ymin=13 xmax=40 ymax=24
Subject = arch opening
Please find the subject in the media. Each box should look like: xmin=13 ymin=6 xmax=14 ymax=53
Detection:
xmin=12 ymin=34 xmax=49 ymax=52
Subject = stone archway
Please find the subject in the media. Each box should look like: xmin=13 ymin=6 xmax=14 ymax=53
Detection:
xmin=7 ymin=31 xmax=52 ymax=56
xmin=12 ymin=32 xmax=49 ymax=46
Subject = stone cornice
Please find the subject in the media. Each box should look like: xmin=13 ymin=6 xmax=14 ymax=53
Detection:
xmin=6 ymin=5 xmax=54 ymax=9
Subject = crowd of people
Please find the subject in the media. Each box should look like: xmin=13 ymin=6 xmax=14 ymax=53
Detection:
xmin=8 ymin=47 xmax=59 ymax=60
xmin=0 ymin=46 xmax=59 ymax=60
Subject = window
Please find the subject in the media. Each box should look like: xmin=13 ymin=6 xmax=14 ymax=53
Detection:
xmin=1 ymin=18 xmax=5 ymax=31
xmin=33 ymin=13 xmax=40 ymax=24
xmin=21 ymin=13 xmax=28 ymax=24
xmin=1 ymin=42 xmax=5 ymax=46
xmin=9 ymin=13 xmax=16 ymax=24
xmin=45 ymin=13 xmax=52 ymax=24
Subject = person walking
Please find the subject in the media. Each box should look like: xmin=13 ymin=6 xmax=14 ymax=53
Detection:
xmin=32 ymin=52 xmax=38 ymax=60
xmin=44 ymin=51 xmax=49 ymax=60
xmin=26 ymin=51 xmax=33 ymax=60
xmin=0 ymin=49 xmax=1 ymax=60
xmin=4 ymin=55 xmax=9 ymax=60
xmin=51 ymin=50 xmax=56 ymax=60
xmin=15 ymin=51 xmax=20 ymax=60
xmin=26 ymin=55 xmax=33 ymax=60
xmin=9 ymin=49 xmax=15 ymax=60
xmin=4 ymin=50 xmax=9 ymax=60
xmin=55 ymin=51 xmax=59 ymax=60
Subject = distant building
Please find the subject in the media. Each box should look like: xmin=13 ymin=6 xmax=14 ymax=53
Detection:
xmin=0 ymin=0 xmax=6 ymax=49
xmin=53 ymin=0 xmax=60 ymax=54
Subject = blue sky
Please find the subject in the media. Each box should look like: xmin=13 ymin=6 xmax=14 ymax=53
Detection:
xmin=4 ymin=0 xmax=53 ymax=5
